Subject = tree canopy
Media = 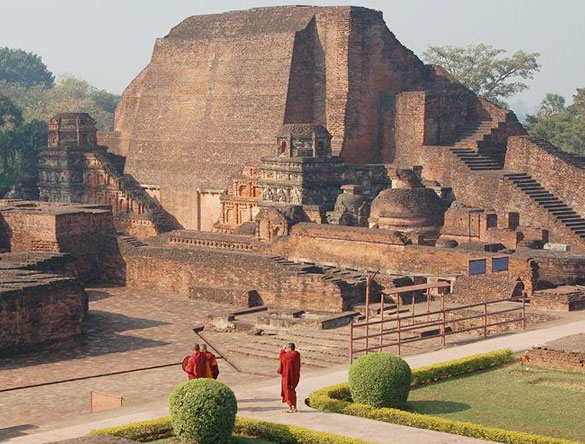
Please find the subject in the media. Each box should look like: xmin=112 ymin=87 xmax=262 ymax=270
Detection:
xmin=0 ymin=47 xmax=54 ymax=88
xmin=526 ymin=89 xmax=585 ymax=155
xmin=0 ymin=74 xmax=120 ymax=131
xmin=422 ymin=44 xmax=540 ymax=107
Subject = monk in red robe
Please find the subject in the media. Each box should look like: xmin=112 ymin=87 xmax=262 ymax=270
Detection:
xmin=183 ymin=344 xmax=208 ymax=380
xmin=200 ymin=344 xmax=219 ymax=379
xmin=278 ymin=342 xmax=301 ymax=413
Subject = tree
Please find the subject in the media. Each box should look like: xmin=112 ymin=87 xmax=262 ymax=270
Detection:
xmin=0 ymin=47 xmax=54 ymax=88
xmin=0 ymin=107 xmax=46 ymax=186
xmin=526 ymin=89 xmax=585 ymax=154
xmin=422 ymin=44 xmax=540 ymax=106
xmin=0 ymin=74 xmax=120 ymax=131
xmin=0 ymin=94 xmax=23 ymax=130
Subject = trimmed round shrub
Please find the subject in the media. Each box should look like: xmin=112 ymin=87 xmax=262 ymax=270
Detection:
xmin=349 ymin=352 xmax=412 ymax=408
xmin=169 ymin=379 xmax=237 ymax=444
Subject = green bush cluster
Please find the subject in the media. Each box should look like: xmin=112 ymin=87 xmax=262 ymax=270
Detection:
xmin=91 ymin=416 xmax=377 ymax=444
xmin=169 ymin=379 xmax=237 ymax=444
xmin=411 ymin=349 xmax=514 ymax=387
xmin=349 ymin=353 xmax=411 ymax=408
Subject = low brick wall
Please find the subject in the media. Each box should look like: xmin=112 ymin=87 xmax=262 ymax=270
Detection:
xmin=529 ymin=347 xmax=585 ymax=373
xmin=449 ymin=275 xmax=522 ymax=304
xmin=123 ymin=245 xmax=362 ymax=312
xmin=188 ymin=286 xmax=262 ymax=307
xmin=531 ymin=286 xmax=585 ymax=311
xmin=0 ymin=270 xmax=87 ymax=355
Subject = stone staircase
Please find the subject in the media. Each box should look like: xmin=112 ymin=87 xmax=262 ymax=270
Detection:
xmin=449 ymin=147 xmax=503 ymax=171
xmin=445 ymin=119 xmax=507 ymax=171
xmin=448 ymin=120 xmax=495 ymax=148
xmin=269 ymin=256 xmax=367 ymax=285
xmin=503 ymin=173 xmax=585 ymax=240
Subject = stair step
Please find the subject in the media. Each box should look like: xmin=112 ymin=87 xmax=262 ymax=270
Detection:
xmin=504 ymin=173 xmax=528 ymax=178
xmin=534 ymin=198 xmax=562 ymax=203
xmin=551 ymin=210 xmax=577 ymax=215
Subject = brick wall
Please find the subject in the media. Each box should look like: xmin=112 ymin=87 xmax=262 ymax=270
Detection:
xmin=0 ymin=272 xmax=86 ymax=355
xmin=122 ymin=245 xmax=361 ymax=312
xmin=528 ymin=347 xmax=585 ymax=373
xmin=449 ymin=275 xmax=522 ymax=304
xmin=272 ymin=223 xmax=535 ymax=293
xmin=0 ymin=203 xmax=115 ymax=281
xmin=532 ymin=287 xmax=585 ymax=311
xmin=505 ymin=136 xmax=585 ymax=217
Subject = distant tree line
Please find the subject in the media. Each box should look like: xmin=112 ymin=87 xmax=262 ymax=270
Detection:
xmin=0 ymin=47 xmax=120 ymax=187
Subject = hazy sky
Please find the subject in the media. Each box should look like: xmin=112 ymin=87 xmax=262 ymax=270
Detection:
xmin=1 ymin=0 xmax=583 ymax=115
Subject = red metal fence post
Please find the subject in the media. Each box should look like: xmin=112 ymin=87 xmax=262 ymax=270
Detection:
xmin=365 ymin=274 xmax=370 ymax=354
xmin=522 ymin=291 xmax=526 ymax=330
xmin=349 ymin=321 xmax=354 ymax=363
xmin=380 ymin=292 xmax=384 ymax=351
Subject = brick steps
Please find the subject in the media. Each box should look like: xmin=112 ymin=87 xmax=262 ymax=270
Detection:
xmin=226 ymin=348 xmax=329 ymax=368
xmin=446 ymin=121 xmax=495 ymax=147
xmin=450 ymin=148 xmax=503 ymax=170
xmin=249 ymin=338 xmax=348 ymax=362
xmin=270 ymin=328 xmax=350 ymax=344
xmin=503 ymin=173 xmax=585 ymax=240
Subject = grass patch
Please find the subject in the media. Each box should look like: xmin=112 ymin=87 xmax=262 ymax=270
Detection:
xmin=408 ymin=364 xmax=585 ymax=441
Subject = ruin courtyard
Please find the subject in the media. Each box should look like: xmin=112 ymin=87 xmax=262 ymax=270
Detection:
xmin=1 ymin=4 xmax=585 ymax=443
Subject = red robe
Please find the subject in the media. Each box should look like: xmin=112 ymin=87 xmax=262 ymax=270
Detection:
xmin=278 ymin=349 xmax=301 ymax=408
xmin=204 ymin=351 xmax=219 ymax=379
xmin=184 ymin=351 xmax=207 ymax=380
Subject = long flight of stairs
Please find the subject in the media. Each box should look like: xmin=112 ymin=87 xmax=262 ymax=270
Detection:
xmin=448 ymin=120 xmax=495 ymax=148
xmin=450 ymin=148 xmax=503 ymax=171
xmin=446 ymin=120 xmax=504 ymax=171
xmin=503 ymin=173 xmax=585 ymax=240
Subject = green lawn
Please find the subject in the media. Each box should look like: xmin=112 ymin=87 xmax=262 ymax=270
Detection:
xmin=408 ymin=364 xmax=585 ymax=441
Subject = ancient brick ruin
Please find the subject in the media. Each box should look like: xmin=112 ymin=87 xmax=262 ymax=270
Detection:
xmin=2 ymin=5 xmax=585 ymax=355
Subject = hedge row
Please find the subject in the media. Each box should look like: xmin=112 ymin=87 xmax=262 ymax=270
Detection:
xmin=90 ymin=416 xmax=377 ymax=444
xmin=234 ymin=417 xmax=377 ymax=444
xmin=89 ymin=417 xmax=173 ymax=442
xmin=307 ymin=349 xmax=579 ymax=444
xmin=411 ymin=349 xmax=514 ymax=386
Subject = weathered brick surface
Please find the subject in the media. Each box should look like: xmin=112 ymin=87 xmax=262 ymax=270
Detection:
xmin=0 ymin=201 xmax=115 ymax=281
xmin=122 ymin=244 xmax=361 ymax=312
xmin=449 ymin=275 xmax=523 ymax=304
xmin=0 ymin=269 xmax=86 ymax=355
xmin=529 ymin=333 xmax=585 ymax=373
xmin=272 ymin=223 xmax=535 ymax=292
xmin=104 ymin=6 xmax=427 ymax=229
xmin=506 ymin=136 xmax=585 ymax=216
xmin=532 ymin=286 xmax=585 ymax=311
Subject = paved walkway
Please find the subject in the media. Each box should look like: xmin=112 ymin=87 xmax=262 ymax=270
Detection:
xmin=6 ymin=319 xmax=585 ymax=444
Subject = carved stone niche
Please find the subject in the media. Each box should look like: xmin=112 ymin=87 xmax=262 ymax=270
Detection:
xmin=274 ymin=124 xmax=332 ymax=158
xmin=48 ymin=112 xmax=97 ymax=148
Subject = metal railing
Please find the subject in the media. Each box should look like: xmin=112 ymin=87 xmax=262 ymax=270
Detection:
xmin=349 ymin=282 xmax=526 ymax=362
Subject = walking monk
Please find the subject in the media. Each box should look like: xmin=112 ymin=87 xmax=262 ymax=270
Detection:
xmin=200 ymin=344 xmax=220 ymax=379
xmin=278 ymin=342 xmax=301 ymax=413
xmin=182 ymin=344 xmax=208 ymax=380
